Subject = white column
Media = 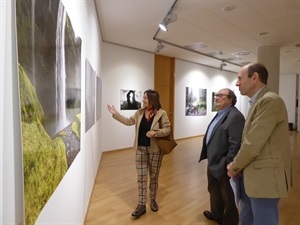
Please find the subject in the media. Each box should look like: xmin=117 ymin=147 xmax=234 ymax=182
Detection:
xmin=257 ymin=45 xmax=280 ymax=94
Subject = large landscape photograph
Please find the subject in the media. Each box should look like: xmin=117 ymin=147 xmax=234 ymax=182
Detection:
xmin=16 ymin=0 xmax=82 ymax=224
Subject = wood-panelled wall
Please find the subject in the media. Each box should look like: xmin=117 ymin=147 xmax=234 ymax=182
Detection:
xmin=154 ymin=55 xmax=175 ymax=131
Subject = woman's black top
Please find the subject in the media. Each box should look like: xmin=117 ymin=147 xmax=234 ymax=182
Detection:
xmin=138 ymin=113 xmax=154 ymax=147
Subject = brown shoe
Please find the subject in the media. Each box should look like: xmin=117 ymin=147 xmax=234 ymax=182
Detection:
xmin=150 ymin=199 xmax=158 ymax=212
xmin=131 ymin=204 xmax=146 ymax=217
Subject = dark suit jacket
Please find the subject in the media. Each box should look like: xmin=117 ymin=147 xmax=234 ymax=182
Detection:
xmin=199 ymin=106 xmax=245 ymax=178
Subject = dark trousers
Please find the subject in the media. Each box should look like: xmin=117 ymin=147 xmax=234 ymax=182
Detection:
xmin=207 ymin=169 xmax=239 ymax=225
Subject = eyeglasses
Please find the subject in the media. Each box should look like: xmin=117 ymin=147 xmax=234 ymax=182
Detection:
xmin=214 ymin=93 xmax=229 ymax=98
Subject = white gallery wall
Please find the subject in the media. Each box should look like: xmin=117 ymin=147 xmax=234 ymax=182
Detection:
xmin=100 ymin=43 xmax=249 ymax=150
xmin=174 ymin=59 xmax=249 ymax=139
xmin=101 ymin=42 xmax=155 ymax=152
xmin=279 ymin=74 xmax=297 ymax=129
xmin=0 ymin=1 xmax=24 ymax=224
xmin=100 ymin=42 xmax=298 ymax=152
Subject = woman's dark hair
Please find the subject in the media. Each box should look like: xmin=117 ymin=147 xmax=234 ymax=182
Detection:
xmin=227 ymin=89 xmax=237 ymax=106
xmin=247 ymin=63 xmax=268 ymax=84
xmin=144 ymin=89 xmax=162 ymax=110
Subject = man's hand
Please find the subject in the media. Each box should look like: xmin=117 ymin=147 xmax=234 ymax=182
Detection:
xmin=227 ymin=162 xmax=236 ymax=177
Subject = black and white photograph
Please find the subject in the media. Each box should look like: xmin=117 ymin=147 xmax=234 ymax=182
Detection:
xmin=85 ymin=59 xmax=96 ymax=132
xmin=96 ymin=76 xmax=102 ymax=121
xmin=120 ymin=89 xmax=142 ymax=110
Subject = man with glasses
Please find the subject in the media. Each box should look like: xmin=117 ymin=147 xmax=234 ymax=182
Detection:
xmin=199 ymin=88 xmax=245 ymax=225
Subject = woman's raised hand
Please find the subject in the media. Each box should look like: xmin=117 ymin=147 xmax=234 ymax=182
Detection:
xmin=107 ymin=105 xmax=117 ymax=115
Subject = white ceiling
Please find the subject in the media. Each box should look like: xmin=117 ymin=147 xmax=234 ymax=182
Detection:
xmin=95 ymin=0 xmax=300 ymax=75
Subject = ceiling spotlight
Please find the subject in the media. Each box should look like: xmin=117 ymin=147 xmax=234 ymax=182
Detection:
xmin=155 ymin=42 xmax=165 ymax=55
xmin=219 ymin=60 xmax=227 ymax=71
xmin=159 ymin=11 xmax=177 ymax=31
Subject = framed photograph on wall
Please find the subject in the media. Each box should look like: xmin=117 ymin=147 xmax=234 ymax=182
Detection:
xmin=185 ymin=87 xmax=207 ymax=116
xmin=16 ymin=0 xmax=82 ymax=224
xmin=96 ymin=76 xmax=102 ymax=120
xmin=85 ymin=59 xmax=96 ymax=132
xmin=212 ymin=92 xmax=217 ymax=112
xmin=120 ymin=89 xmax=142 ymax=110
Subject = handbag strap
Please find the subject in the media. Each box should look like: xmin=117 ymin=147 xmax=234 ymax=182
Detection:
xmin=158 ymin=117 xmax=174 ymax=141
xmin=158 ymin=117 xmax=162 ymax=129
xmin=158 ymin=117 xmax=172 ymax=132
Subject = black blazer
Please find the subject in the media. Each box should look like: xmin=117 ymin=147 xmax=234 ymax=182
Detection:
xmin=199 ymin=106 xmax=245 ymax=178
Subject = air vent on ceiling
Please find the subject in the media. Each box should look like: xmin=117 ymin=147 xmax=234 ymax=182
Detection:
xmin=231 ymin=51 xmax=251 ymax=57
xmin=207 ymin=51 xmax=226 ymax=57
xmin=184 ymin=42 xmax=208 ymax=51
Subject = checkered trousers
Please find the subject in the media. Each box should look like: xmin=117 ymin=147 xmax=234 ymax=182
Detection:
xmin=136 ymin=146 xmax=164 ymax=205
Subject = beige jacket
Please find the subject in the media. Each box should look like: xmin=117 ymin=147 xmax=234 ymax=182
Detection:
xmin=112 ymin=108 xmax=171 ymax=153
xmin=230 ymin=86 xmax=292 ymax=198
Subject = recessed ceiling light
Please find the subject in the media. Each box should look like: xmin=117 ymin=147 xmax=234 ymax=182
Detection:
xmin=258 ymin=31 xmax=269 ymax=36
xmin=223 ymin=5 xmax=236 ymax=12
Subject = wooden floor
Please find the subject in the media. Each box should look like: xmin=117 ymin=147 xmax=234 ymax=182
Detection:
xmin=84 ymin=132 xmax=300 ymax=225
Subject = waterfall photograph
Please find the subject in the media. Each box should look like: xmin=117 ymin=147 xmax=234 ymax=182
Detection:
xmin=16 ymin=0 xmax=82 ymax=224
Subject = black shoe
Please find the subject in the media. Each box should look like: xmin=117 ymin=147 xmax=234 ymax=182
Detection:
xmin=203 ymin=210 xmax=223 ymax=225
xmin=131 ymin=204 xmax=146 ymax=217
xmin=150 ymin=199 xmax=158 ymax=212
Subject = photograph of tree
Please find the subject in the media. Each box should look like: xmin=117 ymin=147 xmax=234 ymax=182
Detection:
xmin=120 ymin=89 xmax=142 ymax=110
xmin=185 ymin=87 xmax=207 ymax=116
xmin=212 ymin=92 xmax=218 ymax=111
xmin=16 ymin=0 xmax=82 ymax=224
